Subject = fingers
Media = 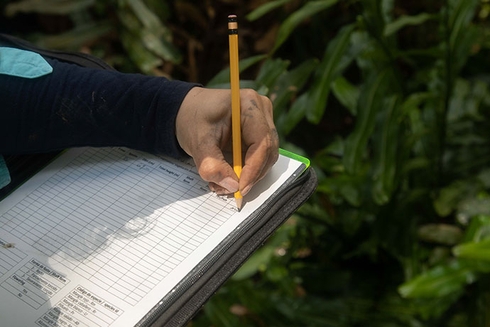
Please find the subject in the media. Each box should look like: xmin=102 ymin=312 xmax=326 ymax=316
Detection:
xmin=238 ymin=89 xmax=279 ymax=195
xmin=200 ymin=159 xmax=239 ymax=194
xmin=175 ymin=87 xmax=279 ymax=197
xmin=208 ymin=181 xmax=233 ymax=195
xmin=190 ymin=134 xmax=239 ymax=194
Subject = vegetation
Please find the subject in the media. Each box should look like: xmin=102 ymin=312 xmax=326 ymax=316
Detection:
xmin=3 ymin=0 xmax=490 ymax=325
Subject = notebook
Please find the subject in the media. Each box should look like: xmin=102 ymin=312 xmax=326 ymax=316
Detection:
xmin=0 ymin=146 xmax=315 ymax=327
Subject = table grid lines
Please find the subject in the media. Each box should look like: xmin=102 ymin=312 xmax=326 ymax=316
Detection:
xmin=0 ymin=147 xmax=236 ymax=305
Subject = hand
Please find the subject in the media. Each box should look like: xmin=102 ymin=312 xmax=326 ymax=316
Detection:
xmin=176 ymin=87 xmax=279 ymax=196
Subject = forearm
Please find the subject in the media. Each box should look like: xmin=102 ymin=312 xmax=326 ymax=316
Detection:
xmin=0 ymin=57 xmax=197 ymax=157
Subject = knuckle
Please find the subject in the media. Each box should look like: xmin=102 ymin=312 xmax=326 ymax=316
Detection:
xmin=241 ymin=89 xmax=273 ymax=113
xmin=263 ymin=95 xmax=273 ymax=110
xmin=197 ymin=158 xmax=232 ymax=183
xmin=197 ymin=160 xmax=221 ymax=182
xmin=241 ymin=88 xmax=257 ymax=99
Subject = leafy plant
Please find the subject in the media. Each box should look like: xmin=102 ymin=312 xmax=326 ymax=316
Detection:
xmin=4 ymin=0 xmax=490 ymax=325
xmin=195 ymin=0 xmax=490 ymax=326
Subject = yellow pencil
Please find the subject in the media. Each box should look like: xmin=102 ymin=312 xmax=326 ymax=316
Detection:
xmin=228 ymin=14 xmax=243 ymax=210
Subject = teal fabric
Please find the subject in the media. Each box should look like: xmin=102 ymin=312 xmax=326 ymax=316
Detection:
xmin=0 ymin=47 xmax=53 ymax=189
xmin=0 ymin=47 xmax=52 ymax=78
xmin=0 ymin=156 xmax=10 ymax=189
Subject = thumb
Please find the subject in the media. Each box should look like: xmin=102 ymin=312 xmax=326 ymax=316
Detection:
xmin=195 ymin=155 xmax=239 ymax=194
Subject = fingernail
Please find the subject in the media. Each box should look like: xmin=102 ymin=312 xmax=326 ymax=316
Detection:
xmin=218 ymin=177 xmax=239 ymax=193
xmin=241 ymin=184 xmax=252 ymax=196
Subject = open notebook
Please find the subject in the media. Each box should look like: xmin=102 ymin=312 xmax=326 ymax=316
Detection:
xmin=0 ymin=146 xmax=314 ymax=327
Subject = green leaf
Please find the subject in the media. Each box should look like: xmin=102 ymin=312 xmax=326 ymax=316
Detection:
xmin=456 ymin=195 xmax=490 ymax=227
xmin=256 ymin=58 xmax=291 ymax=90
xmin=246 ymin=0 xmax=291 ymax=21
xmin=402 ymin=92 xmax=433 ymax=158
xmin=360 ymin=0 xmax=388 ymax=38
xmin=270 ymin=58 xmax=318 ymax=116
xmin=118 ymin=0 xmax=181 ymax=64
xmin=383 ymin=13 xmax=434 ymax=36
xmin=141 ymin=32 xmax=181 ymax=64
xmin=265 ymin=265 xmax=289 ymax=282
xmin=343 ymin=70 xmax=393 ymax=174
xmin=371 ymin=95 xmax=401 ymax=205
xmin=461 ymin=215 xmax=490 ymax=243
xmin=331 ymin=76 xmax=359 ymax=116
xmin=277 ymin=93 xmax=309 ymax=135
xmin=351 ymin=29 xmax=391 ymax=75
xmin=454 ymin=239 xmax=490 ymax=261
xmin=448 ymin=0 xmax=479 ymax=50
xmin=400 ymin=158 xmax=430 ymax=176
xmin=338 ymin=176 xmax=363 ymax=207
xmin=447 ymin=0 xmax=480 ymax=75
xmin=306 ymin=23 xmax=356 ymax=123
xmin=272 ymin=0 xmax=339 ymax=54
xmin=232 ymin=245 xmax=276 ymax=281
xmin=401 ymin=92 xmax=432 ymax=116
xmin=5 ymin=0 xmax=94 ymax=16
xmin=232 ymin=222 xmax=295 ymax=281
xmin=380 ymin=0 xmax=395 ymax=23
xmin=433 ymin=180 xmax=479 ymax=217
xmin=398 ymin=260 xmax=475 ymax=298
xmin=125 ymin=0 xmax=172 ymax=41
xmin=120 ymin=30 xmax=162 ymax=74
xmin=206 ymin=55 xmax=267 ymax=87
xmin=34 ymin=22 xmax=114 ymax=50
xmin=203 ymin=296 xmax=241 ymax=326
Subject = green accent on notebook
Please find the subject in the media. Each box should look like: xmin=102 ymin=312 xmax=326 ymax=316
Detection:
xmin=279 ymin=148 xmax=310 ymax=170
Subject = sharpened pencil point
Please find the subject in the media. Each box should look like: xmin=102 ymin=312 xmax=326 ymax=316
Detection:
xmin=235 ymin=197 xmax=243 ymax=211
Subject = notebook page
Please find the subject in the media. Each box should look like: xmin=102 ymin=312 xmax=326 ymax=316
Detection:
xmin=0 ymin=147 xmax=303 ymax=327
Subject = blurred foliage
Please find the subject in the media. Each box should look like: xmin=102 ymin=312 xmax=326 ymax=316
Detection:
xmin=3 ymin=0 xmax=490 ymax=326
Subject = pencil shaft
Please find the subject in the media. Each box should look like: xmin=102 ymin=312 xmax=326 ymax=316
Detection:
xmin=229 ymin=34 xmax=241 ymax=177
xmin=228 ymin=15 xmax=242 ymax=209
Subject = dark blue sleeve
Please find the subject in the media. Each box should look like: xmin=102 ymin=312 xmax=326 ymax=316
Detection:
xmin=0 ymin=57 xmax=198 ymax=157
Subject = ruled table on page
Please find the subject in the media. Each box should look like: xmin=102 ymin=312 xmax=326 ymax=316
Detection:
xmin=0 ymin=148 xmax=234 ymax=303
xmin=0 ymin=146 xmax=303 ymax=327
xmin=0 ymin=147 xmax=235 ymax=307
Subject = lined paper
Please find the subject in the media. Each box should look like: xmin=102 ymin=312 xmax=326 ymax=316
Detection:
xmin=0 ymin=147 xmax=303 ymax=327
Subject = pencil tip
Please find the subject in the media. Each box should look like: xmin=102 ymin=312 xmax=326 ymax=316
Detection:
xmin=235 ymin=197 xmax=243 ymax=211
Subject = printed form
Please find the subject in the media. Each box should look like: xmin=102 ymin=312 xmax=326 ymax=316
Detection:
xmin=0 ymin=147 xmax=303 ymax=327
